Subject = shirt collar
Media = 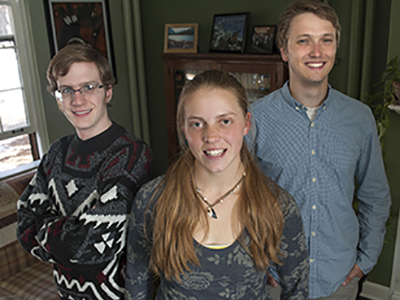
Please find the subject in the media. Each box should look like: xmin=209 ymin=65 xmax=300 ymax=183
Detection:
xmin=281 ymin=81 xmax=332 ymax=111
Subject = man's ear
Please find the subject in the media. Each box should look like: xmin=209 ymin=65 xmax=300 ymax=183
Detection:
xmin=280 ymin=47 xmax=289 ymax=62
xmin=105 ymin=85 xmax=113 ymax=103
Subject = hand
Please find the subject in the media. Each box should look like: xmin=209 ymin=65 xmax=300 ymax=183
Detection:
xmin=342 ymin=263 xmax=364 ymax=286
xmin=268 ymin=273 xmax=278 ymax=287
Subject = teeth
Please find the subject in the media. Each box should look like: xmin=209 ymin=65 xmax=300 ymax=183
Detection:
xmin=205 ymin=149 xmax=224 ymax=157
xmin=74 ymin=109 xmax=91 ymax=115
xmin=307 ymin=62 xmax=324 ymax=68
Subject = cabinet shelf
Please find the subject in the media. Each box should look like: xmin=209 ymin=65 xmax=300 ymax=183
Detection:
xmin=161 ymin=53 xmax=288 ymax=162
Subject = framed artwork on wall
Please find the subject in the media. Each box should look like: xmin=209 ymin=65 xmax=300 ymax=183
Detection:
xmin=250 ymin=25 xmax=277 ymax=55
xmin=164 ymin=23 xmax=198 ymax=53
xmin=209 ymin=12 xmax=248 ymax=53
xmin=44 ymin=0 xmax=116 ymax=80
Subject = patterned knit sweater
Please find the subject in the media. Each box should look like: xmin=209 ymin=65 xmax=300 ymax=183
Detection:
xmin=17 ymin=123 xmax=152 ymax=300
xmin=125 ymin=176 xmax=309 ymax=300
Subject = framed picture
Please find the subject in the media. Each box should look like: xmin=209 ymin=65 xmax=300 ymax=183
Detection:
xmin=250 ymin=25 xmax=277 ymax=55
xmin=209 ymin=12 xmax=248 ymax=53
xmin=164 ymin=23 xmax=198 ymax=53
xmin=44 ymin=0 xmax=116 ymax=80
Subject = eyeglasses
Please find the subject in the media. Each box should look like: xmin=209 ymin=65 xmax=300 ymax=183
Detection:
xmin=55 ymin=83 xmax=104 ymax=102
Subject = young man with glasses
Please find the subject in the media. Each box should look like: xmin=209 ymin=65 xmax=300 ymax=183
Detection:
xmin=247 ymin=1 xmax=391 ymax=299
xmin=17 ymin=44 xmax=152 ymax=299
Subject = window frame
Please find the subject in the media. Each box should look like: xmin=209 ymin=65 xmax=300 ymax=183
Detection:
xmin=0 ymin=0 xmax=49 ymax=179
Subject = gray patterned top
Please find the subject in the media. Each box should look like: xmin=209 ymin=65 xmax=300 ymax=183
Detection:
xmin=125 ymin=176 xmax=309 ymax=299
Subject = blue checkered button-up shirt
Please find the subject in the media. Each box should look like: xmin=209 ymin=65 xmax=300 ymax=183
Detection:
xmin=247 ymin=82 xmax=391 ymax=298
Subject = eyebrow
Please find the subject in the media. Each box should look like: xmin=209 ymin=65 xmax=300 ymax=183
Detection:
xmin=58 ymin=81 xmax=98 ymax=88
xmin=296 ymin=33 xmax=335 ymax=39
xmin=186 ymin=112 xmax=237 ymax=120
xmin=186 ymin=116 xmax=204 ymax=121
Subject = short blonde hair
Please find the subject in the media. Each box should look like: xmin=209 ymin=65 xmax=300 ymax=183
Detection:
xmin=277 ymin=0 xmax=341 ymax=51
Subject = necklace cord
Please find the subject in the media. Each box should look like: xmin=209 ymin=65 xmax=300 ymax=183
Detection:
xmin=195 ymin=172 xmax=246 ymax=219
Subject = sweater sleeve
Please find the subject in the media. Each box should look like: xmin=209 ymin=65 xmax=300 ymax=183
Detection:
xmin=17 ymin=139 xmax=153 ymax=269
xmin=125 ymin=177 xmax=162 ymax=299
xmin=276 ymin=192 xmax=309 ymax=299
xmin=17 ymin=158 xmax=56 ymax=262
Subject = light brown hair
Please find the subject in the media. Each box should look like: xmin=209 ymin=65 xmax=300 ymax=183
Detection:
xmin=150 ymin=70 xmax=284 ymax=281
xmin=46 ymin=44 xmax=115 ymax=94
xmin=277 ymin=0 xmax=341 ymax=51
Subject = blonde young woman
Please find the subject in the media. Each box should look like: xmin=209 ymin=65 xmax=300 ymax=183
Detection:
xmin=125 ymin=70 xmax=308 ymax=299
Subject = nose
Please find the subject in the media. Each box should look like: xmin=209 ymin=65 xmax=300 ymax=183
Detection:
xmin=310 ymin=42 xmax=321 ymax=57
xmin=70 ymin=90 xmax=85 ymax=105
xmin=203 ymin=125 xmax=220 ymax=143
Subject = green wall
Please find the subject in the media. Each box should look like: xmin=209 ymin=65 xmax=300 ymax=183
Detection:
xmin=25 ymin=0 xmax=398 ymax=289
xmin=140 ymin=0 xmax=299 ymax=175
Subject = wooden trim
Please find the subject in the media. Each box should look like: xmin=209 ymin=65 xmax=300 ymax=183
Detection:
xmin=28 ymin=132 xmax=40 ymax=161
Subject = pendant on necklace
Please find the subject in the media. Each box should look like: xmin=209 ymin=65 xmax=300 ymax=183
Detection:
xmin=207 ymin=207 xmax=217 ymax=219
xmin=196 ymin=172 xmax=246 ymax=220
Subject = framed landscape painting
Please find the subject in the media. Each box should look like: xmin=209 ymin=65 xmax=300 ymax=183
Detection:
xmin=164 ymin=23 xmax=198 ymax=53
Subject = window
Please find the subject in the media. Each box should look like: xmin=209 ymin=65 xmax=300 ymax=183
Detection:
xmin=0 ymin=0 xmax=47 ymax=178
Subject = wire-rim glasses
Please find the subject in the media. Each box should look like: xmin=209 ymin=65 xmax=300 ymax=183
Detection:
xmin=55 ymin=83 xmax=104 ymax=102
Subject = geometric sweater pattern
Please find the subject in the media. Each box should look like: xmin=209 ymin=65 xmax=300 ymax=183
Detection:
xmin=17 ymin=123 xmax=152 ymax=300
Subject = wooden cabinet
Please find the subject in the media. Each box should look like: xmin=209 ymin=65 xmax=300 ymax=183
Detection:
xmin=161 ymin=53 xmax=288 ymax=162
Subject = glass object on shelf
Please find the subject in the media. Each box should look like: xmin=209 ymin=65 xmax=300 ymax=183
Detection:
xmin=173 ymin=70 xmax=271 ymax=104
xmin=230 ymin=73 xmax=270 ymax=103
xmin=185 ymin=72 xmax=197 ymax=81
xmin=173 ymin=69 xmax=201 ymax=102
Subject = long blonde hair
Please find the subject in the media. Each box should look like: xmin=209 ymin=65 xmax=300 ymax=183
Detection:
xmin=151 ymin=70 xmax=284 ymax=281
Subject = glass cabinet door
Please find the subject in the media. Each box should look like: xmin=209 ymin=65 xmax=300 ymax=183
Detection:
xmin=231 ymin=72 xmax=271 ymax=103
xmin=173 ymin=69 xmax=272 ymax=104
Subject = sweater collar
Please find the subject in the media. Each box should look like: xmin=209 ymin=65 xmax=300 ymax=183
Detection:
xmin=72 ymin=122 xmax=125 ymax=154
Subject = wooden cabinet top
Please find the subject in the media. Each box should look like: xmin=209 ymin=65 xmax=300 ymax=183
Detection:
xmin=161 ymin=53 xmax=284 ymax=64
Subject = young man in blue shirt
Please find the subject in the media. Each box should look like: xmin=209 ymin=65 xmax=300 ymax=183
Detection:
xmin=247 ymin=1 xmax=391 ymax=299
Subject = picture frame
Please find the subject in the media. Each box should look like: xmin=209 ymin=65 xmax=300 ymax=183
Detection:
xmin=250 ymin=25 xmax=277 ymax=55
xmin=164 ymin=23 xmax=198 ymax=53
xmin=44 ymin=0 xmax=116 ymax=81
xmin=209 ymin=12 xmax=249 ymax=53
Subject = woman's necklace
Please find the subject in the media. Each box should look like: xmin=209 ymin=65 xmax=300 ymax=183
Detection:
xmin=195 ymin=172 xmax=246 ymax=219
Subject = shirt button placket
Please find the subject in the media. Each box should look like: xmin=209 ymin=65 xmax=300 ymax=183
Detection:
xmin=309 ymin=119 xmax=317 ymax=277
